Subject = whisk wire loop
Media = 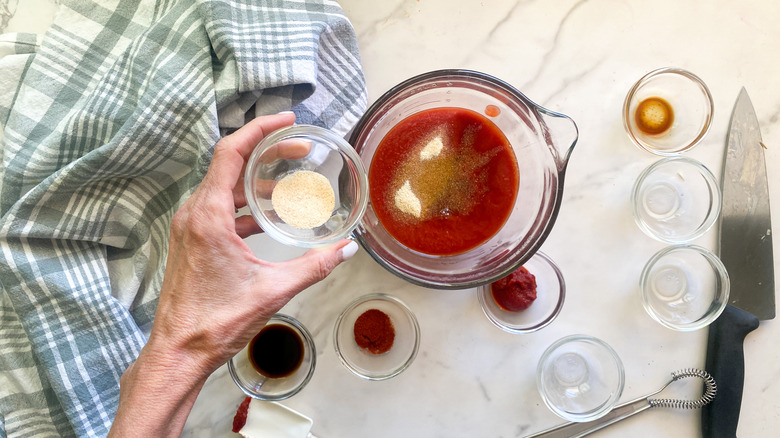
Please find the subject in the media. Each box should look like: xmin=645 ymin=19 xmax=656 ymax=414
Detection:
xmin=649 ymin=368 xmax=717 ymax=410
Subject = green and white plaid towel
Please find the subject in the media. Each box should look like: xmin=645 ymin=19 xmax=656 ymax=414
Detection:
xmin=0 ymin=1 xmax=366 ymax=436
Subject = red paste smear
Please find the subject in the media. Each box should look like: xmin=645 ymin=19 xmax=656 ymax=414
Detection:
xmin=232 ymin=396 xmax=251 ymax=433
xmin=491 ymin=266 xmax=537 ymax=311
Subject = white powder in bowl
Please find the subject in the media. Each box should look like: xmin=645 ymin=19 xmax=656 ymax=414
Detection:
xmin=419 ymin=135 xmax=443 ymax=160
xmin=394 ymin=180 xmax=422 ymax=218
xmin=271 ymin=170 xmax=335 ymax=229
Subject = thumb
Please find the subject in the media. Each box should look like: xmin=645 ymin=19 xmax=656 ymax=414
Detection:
xmin=272 ymin=239 xmax=359 ymax=293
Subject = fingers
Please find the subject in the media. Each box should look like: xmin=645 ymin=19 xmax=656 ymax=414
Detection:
xmin=206 ymin=112 xmax=297 ymax=194
xmin=237 ymin=178 xmax=276 ymax=207
xmin=268 ymin=240 xmax=359 ymax=293
xmin=225 ymin=112 xmax=297 ymax=159
xmin=259 ymin=139 xmax=312 ymax=164
xmin=233 ymin=179 xmax=248 ymax=208
xmin=235 ymin=215 xmax=263 ymax=238
xmin=236 ymin=138 xmax=312 ymax=207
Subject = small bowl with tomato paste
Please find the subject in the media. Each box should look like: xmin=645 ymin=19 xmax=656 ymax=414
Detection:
xmin=333 ymin=294 xmax=420 ymax=380
xmin=478 ymin=251 xmax=565 ymax=334
xmin=349 ymin=69 xmax=578 ymax=289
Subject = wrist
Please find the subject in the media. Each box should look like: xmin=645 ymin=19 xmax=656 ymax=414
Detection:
xmin=109 ymin=336 xmax=209 ymax=437
xmin=141 ymin=330 xmax=214 ymax=382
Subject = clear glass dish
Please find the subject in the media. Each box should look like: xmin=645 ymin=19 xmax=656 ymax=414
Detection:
xmin=228 ymin=314 xmax=316 ymax=401
xmin=349 ymin=69 xmax=578 ymax=289
xmin=478 ymin=251 xmax=565 ymax=334
xmin=333 ymin=293 xmax=420 ymax=381
xmin=623 ymin=67 xmax=713 ymax=155
xmin=631 ymin=156 xmax=721 ymax=243
xmin=537 ymin=335 xmax=625 ymax=422
xmin=640 ymin=244 xmax=730 ymax=331
xmin=244 ymin=124 xmax=368 ymax=247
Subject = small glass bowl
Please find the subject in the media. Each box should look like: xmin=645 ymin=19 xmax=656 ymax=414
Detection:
xmin=640 ymin=244 xmax=730 ymax=331
xmin=333 ymin=294 xmax=420 ymax=380
xmin=477 ymin=251 xmax=565 ymax=334
xmin=631 ymin=156 xmax=721 ymax=243
xmin=244 ymin=124 xmax=369 ymax=248
xmin=228 ymin=314 xmax=316 ymax=401
xmin=537 ymin=335 xmax=625 ymax=422
xmin=623 ymin=67 xmax=713 ymax=155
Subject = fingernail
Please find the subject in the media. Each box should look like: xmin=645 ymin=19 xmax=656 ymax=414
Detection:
xmin=277 ymin=110 xmax=295 ymax=116
xmin=340 ymin=241 xmax=359 ymax=261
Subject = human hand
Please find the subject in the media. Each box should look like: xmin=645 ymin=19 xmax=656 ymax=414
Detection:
xmin=109 ymin=112 xmax=358 ymax=437
xmin=151 ymin=112 xmax=357 ymax=375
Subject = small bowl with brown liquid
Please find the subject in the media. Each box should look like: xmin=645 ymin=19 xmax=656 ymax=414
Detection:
xmin=623 ymin=67 xmax=713 ymax=155
xmin=228 ymin=314 xmax=316 ymax=401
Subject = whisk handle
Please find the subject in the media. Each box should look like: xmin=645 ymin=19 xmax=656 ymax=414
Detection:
xmin=701 ymin=305 xmax=760 ymax=438
xmin=525 ymin=398 xmax=652 ymax=438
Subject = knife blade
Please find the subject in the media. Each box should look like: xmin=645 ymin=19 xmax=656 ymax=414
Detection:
xmin=701 ymin=87 xmax=775 ymax=438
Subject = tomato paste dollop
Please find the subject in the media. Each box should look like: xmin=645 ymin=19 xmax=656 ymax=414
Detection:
xmin=490 ymin=266 xmax=537 ymax=311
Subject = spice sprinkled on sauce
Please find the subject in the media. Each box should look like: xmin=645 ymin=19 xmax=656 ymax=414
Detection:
xmin=420 ymin=135 xmax=444 ymax=160
xmin=354 ymin=309 xmax=395 ymax=354
xmin=369 ymin=107 xmax=519 ymax=256
xmin=271 ymin=170 xmax=335 ymax=229
xmin=635 ymin=96 xmax=674 ymax=135
xmin=394 ymin=180 xmax=422 ymax=218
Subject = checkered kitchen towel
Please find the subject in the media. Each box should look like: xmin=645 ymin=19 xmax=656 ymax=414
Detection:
xmin=0 ymin=1 xmax=366 ymax=436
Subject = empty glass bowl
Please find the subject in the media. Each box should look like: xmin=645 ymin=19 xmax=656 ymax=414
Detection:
xmin=478 ymin=251 xmax=565 ymax=334
xmin=244 ymin=124 xmax=369 ymax=247
xmin=228 ymin=314 xmax=316 ymax=401
xmin=537 ymin=335 xmax=625 ymax=422
xmin=333 ymin=294 xmax=420 ymax=380
xmin=623 ymin=67 xmax=713 ymax=155
xmin=631 ymin=156 xmax=721 ymax=243
xmin=640 ymin=244 xmax=730 ymax=331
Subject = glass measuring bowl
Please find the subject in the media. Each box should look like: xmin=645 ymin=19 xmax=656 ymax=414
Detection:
xmin=349 ymin=70 xmax=578 ymax=289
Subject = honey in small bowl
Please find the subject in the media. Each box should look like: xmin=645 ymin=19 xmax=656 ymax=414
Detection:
xmin=635 ymin=96 xmax=674 ymax=135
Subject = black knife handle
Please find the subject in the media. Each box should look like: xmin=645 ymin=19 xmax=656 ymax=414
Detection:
xmin=701 ymin=304 xmax=760 ymax=438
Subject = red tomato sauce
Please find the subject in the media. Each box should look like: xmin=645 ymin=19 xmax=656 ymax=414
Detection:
xmin=491 ymin=266 xmax=537 ymax=311
xmin=369 ymin=107 xmax=519 ymax=256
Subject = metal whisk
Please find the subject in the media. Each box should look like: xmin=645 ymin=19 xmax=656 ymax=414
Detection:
xmin=526 ymin=368 xmax=717 ymax=438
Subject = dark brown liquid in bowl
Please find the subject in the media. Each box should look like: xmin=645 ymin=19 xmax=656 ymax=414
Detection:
xmin=248 ymin=324 xmax=304 ymax=378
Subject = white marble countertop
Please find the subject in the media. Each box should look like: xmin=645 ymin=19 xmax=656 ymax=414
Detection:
xmin=183 ymin=1 xmax=780 ymax=437
xmin=6 ymin=0 xmax=778 ymax=437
